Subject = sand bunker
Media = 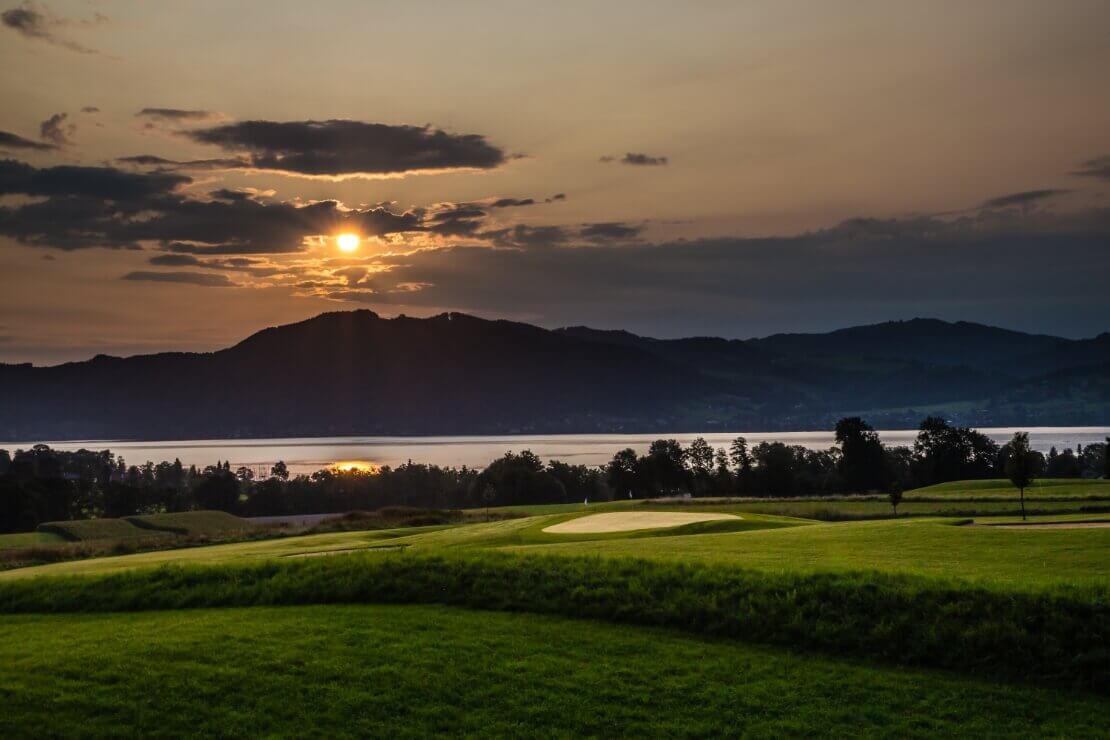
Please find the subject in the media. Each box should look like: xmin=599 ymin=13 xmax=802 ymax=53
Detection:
xmin=543 ymin=511 xmax=739 ymax=534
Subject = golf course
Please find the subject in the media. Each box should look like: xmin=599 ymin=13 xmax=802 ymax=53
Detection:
xmin=0 ymin=484 xmax=1107 ymax=738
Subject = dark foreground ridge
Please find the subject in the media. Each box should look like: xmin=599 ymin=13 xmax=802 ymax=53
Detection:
xmin=2 ymin=311 xmax=1108 ymax=439
xmin=0 ymin=552 xmax=1105 ymax=693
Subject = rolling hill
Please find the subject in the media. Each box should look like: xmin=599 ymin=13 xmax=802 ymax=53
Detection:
xmin=0 ymin=311 xmax=1106 ymax=440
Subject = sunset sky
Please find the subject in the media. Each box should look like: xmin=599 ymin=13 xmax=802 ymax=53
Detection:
xmin=2 ymin=0 xmax=1108 ymax=363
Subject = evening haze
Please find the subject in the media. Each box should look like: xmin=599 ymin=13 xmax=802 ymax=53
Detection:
xmin=2 ymin=0 xmax=1109 ymax=363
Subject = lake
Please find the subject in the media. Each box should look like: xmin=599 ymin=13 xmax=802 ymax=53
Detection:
xmin=6 ymin=427 xmax=1109 ymax=475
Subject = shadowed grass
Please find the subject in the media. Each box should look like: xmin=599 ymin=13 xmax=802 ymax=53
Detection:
xmin=1 ymin=604 xmax=1106 ymax=738
xmin=0 ymin=551 xmax=1105 ymax=692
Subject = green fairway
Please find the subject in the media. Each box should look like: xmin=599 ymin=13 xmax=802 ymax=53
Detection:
xmin=0 ymin=604 xmax=1105 ymax=738
xmin=483 ymin=486 xmax=1110 ymax=521
xmin=633 ymin=497 xmax=1108 ymax=520
xmin=5 ymin=511 xmax=1108 ymax=591
xmin=506 ymin=517 xmax=1110 ymax=590
xmin=907 ymin=478 xmax=1110 ymax=499
xmin=0 ymin=526 xmax=431 ymax=580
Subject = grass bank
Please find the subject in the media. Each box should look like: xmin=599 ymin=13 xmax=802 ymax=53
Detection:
xmin=0 ymin=552 xmax=1105 ymax=692
xmin=1 ymin=604 xmax=1105 ymax=738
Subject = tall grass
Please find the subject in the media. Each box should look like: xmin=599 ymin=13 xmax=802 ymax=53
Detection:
xmin=0 ymin=552 xmax=1104 ymax=692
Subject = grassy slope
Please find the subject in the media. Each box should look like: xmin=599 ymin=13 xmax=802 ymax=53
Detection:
xmin=505 ymin=518 xmax=1110 ymax=590
xmin=126 ymin=510 xmax=250 ymax=536
xmin=907 ymin=478 xmax=1110 ymax=499
xmin=624 ymin=498 xmax=1108 ymax=519
xmin=0 ymin=526 xmax=434 ymax=580
xmin=2 ymin=604 xmax=1104 ymax=739
xmin=36 ymin=518 xmax=172 ymax=542
xmin=0 ymin=532 xmax=65 ymax=549
xmin=5 ymin=512 xmax=1108 ymax=593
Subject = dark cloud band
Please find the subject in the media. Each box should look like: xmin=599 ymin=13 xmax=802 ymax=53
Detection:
xmin=0 ymin=131 xmax=55 ymax=151
xmin=136 ymin=108 xmax=219 ymax=121
xmin=121 ymin=271 xmax=237 ymax=287
xmin=183 ymin=119 xmax=507 ymax=176
xmin=601 ymin=152 xmax=668 ymax=166
xmin=981 ymin=189 xmax=1068 ymax=209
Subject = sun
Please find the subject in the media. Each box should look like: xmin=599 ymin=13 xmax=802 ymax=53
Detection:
xmin=334 ymin=460 xmax=378 ymax=474
xmin=336 ymin=233 xmax=360 ymax=253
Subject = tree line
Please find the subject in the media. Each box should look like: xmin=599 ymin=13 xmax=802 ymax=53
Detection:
xmin=0 ymin=417 xmax=1106 ymax=532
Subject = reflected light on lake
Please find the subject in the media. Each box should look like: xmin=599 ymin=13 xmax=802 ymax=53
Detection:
xmin=6 ymin=427 xmax=1109 ymax=475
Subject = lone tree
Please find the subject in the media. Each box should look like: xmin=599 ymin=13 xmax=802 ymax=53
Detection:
xmin=888 ymin=485 xmax=903 ymax=517
xmin=481 ymin=483 xmax=497 ymax=521
xmin=1005 ymin=431 xmax=1038 ymax=521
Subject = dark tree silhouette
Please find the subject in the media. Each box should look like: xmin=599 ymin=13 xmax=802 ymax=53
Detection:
xmin=1105 ymin=437 xmax=1110 ymax=480
xmin=1004 ymin=431 xmax=1039 ymax=521
xmin=888 ymin=485 xmax=903 ymax=517
xmin=481 ymin=484 xmax=497 ymax=521
xmin=835 ymin=417 xmax=888 ymax=492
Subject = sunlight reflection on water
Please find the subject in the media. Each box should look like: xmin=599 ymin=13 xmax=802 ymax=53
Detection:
xmin=8 ymin=427 xmax=1109 ymax=473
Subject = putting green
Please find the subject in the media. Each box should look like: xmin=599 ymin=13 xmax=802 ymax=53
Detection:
xmin=543 ymin=511 xmax=739 ymax=534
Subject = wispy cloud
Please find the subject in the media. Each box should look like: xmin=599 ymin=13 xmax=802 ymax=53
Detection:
xmin=600 ymin=152 xmax=668 ymax=166
xmin=1 ymin=2 xmax=106 ymax=54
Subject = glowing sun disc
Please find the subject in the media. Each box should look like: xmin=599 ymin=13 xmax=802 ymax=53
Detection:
xmin=336 ymin=233 xmax=360 ymax=252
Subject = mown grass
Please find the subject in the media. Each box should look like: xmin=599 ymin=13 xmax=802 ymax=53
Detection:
xmin=650 ymin=498 xmax=1110 ymax=520
xmin=0 ymin=531 xmax=64 ymax=549
xmin=0 ymin=552 xmax=1106 ymax=691
xmin=0 ymin=525 xmax=444 ymax=580
xmin=485 ymin=492 xmax=1110 ymax=521
xmin=907 ymin=478 xmax=1110 ymax=499
xmin=511 ymin=517 xmax=1110 ymax=591
xmin=1 ymin=604 xmax=1106 ymax=739
xmin=6 ymin=513 xmax=1108 ymax=591
xmin=126 ymin=510 xmax=250 ymax=536
xmin=37 ymin=518 xmax=174 ymax=542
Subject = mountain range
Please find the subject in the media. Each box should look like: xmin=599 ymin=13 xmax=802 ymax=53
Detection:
xmin=1 ymin=310 xmax=1107 ymax=441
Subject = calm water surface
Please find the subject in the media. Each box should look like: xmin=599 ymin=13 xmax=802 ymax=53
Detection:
xmin=8 ymin=428 xmax=1109 ymax=474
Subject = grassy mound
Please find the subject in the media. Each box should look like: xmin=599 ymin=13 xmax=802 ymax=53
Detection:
xmin=36 ymin=511 xmax=250 ymax=542
xmin=125 ymin=510 xmax=251 ymax=537
xmin=36 ymin=518 xmax=173 ymax=542
xmin=0 ymin=552 xmax=1105 ymax=691
xmin=1 ymin=604 xmax=1104 ymax=738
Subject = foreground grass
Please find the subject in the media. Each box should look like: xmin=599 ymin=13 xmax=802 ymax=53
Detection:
xmin=1 ymin=552 xmax=1105 ymax=690
xmin=1 ymin=604 xmax=1106 ymax=739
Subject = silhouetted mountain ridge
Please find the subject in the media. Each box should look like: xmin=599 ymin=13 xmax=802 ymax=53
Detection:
xmin=0 ymin=311 xmax=1106 ymax=440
